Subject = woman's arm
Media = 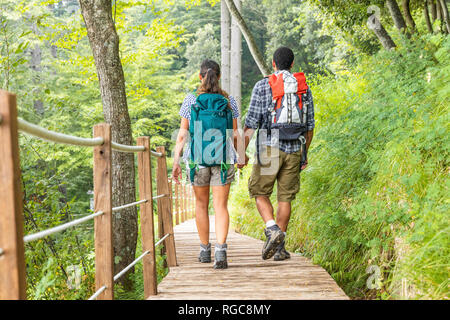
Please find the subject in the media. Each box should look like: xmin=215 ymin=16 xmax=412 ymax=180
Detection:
xmin=172 ymin=118 xmax=189 ymax=184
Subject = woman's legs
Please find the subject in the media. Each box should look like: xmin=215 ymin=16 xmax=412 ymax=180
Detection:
xmin=211 ymin=183 xmax=231 ymax=245
xmin=193 ymin=185 xmax=210 ymax=245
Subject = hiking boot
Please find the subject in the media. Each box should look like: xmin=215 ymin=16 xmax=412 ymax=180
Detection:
xmin=262 ymin=224 xmax=285 ymax=260
xmin=198 ymin=243 xmax=211 ymax=263
xmin=274 ymin=241 xmax=291 ymax=261
xmin=213 ymin=243 xmax=228 ymax=269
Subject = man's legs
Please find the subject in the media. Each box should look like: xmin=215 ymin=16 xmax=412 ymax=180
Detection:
xmin=255 ymin=197 xmax=291 ymax=232
xmin=275 ymin=201 xmax=291 ymax=232
xmin=249 ymin=147 xmax=286 ymax=260
xmin=255 ymin=196 xmax=274 ymax=223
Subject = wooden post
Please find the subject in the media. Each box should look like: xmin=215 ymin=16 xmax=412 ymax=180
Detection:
xmin=174 ymin=183 xmax=180 ymax=225
xmin=93 ymin=123 xmax=114 ymax=300
xmin=137 ymin=137 xmax=157 ymax=297
xmin=156 ymin=171 xmax=167 ymax=268
xmin=182 ymin=183 xmax=187 ymax=222
xmin=168 ymin=178 xmax=174 ymax=226
xmin=155 ymin=146 xmax=177 ymax=267
xmin=0 ymin=90 xmax=26 ymax=300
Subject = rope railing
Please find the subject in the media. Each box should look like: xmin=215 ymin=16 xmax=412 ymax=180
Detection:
xmin=88 ymin=285 xmax=107 ymax=301
xmin=16 ymin=118 xmax=163 ymax=155
xmin=111 ymin=141 xmax=145 ymax=153
xmin=153 ymin=194 xmax=168 ymax=200
xmin=155 ymin=233 xmax=170 ymax=247
xmin=23 ymin=199 xmax=149 ymax=243
xmin=23 ymin=211 xmax=104 ymax=243
xmin=113 ymin=250 xmax=150 ymax=282
xmin=112 ymin=199 xmax=148 ymax=212
xmin=17 ymin=118 xmax=104 ymax=147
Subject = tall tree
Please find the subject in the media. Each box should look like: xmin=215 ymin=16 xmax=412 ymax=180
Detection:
xmin=402 ymin=0 xmax=417 ymax=31
xmin=438 ymin=0 xmax=450 ymax=33
xmin=223 ymin=0 xmax=270 ymax=76
xmin=424 ymin=0 xmax=434 ymax=33
xmin=230 ymin=0 xmax=242 ymax=124
xmin=220 ymin=1 xmax=231 ymax=93
xmin=386 ymin=0 xmax=408 ymax=32
xmin=367 ymin=5 xmax=397 ymax=50
xmin=78 ymin=0 xmax=138 ymax=289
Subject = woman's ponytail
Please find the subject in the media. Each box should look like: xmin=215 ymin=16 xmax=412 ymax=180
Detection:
xmin=198 ymin=60 xmax=229 ymax=100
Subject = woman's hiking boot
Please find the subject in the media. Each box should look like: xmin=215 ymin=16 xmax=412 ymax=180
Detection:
xmin=274 ymin=240 xmax=291 ymax=261
xmin=198 ymin=243 xmax=211 ymax=263
xmin=262 ymin=225 xmax=285 ymax=260
xmin=213 ymin=243 xmax=228 ymax=269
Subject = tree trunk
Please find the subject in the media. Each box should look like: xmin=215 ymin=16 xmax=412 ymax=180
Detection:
xmin=386 ymin=0 xmax=408 ymax=32
xmin=368 ymin=15 xmax=397 ymax=50
xmin=79 ymin=0 xmax=137 ymax=290
xmin=230 ymin=0 xmax=242 ymax=125
xmin=424 ymin=0 xmax=434 ymax=32
xmin=402 ymin=0 xmax=417 ymax=31
xmin=223 ymin=0 xmax=271 ymax=76
xmin=438 ymin=0 xmax=450 ymax=33
xmin=30 ymin=23 xmax=44 ymax=115
xmin=220 ymin=1 xmax=231 ymax=94
xmin=430 ymin=0 xmax=437 ymax=21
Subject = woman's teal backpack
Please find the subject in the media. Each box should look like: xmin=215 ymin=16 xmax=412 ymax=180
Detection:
xmin=189 ymin=93 xmax=233 ymax=184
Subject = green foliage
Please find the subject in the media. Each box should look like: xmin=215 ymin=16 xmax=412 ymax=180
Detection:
xmin=230 ymin=34 xmax=449 ymax=300
xmin=185 ymin=23 xmax=220 ymax=76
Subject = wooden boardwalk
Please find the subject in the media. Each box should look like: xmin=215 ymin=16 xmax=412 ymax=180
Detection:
xmin=148 ymin=217 xmax=348 ymax=300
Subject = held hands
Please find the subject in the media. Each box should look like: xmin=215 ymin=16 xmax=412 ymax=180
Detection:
xmin=237 ymin=153 xmax=249 ymax=169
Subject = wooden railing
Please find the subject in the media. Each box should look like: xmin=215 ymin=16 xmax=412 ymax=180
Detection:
xmin=0 ymin=90 xmax=195 ymax=300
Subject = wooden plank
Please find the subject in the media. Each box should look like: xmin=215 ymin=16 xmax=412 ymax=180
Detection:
xmin=137 ymin=137 xmax=157 ymax=296
xmin=148 ymin=218 xmax=348 ymax=300
xmin=0 ymin=90 xmax=26 ymax=300
xmin=93 ymin=123 xmax=114 ymax=300
xmin=155 ymin=146 xmax=177 ymax=268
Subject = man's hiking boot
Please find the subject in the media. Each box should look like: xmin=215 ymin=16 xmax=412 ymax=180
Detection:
xmin=213 ymin=243 xmax=228 ymax=269
xmin=198 ymin=243 xmax=211 ymax=263
xmin=274 ymin=240 xmax=291 ymax=261
xmin=262 ymin=225 xmax=285 ymax=260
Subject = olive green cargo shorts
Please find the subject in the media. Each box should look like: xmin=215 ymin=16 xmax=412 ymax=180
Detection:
xmin=248 ymin=146 xmax=301 ymax=202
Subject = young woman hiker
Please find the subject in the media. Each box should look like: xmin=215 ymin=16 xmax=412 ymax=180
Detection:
xmin=172 ymin=59 xmax=241 ymax=269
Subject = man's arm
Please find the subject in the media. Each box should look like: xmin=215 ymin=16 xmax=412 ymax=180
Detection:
xmin=301 ymin=88 xmax=315 ymax=170
xmin=305 ymin=129 xmax=314 ymax=152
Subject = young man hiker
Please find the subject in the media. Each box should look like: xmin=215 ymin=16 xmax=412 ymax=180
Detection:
xmin=239 ymin=46 xmax=315 ymax=261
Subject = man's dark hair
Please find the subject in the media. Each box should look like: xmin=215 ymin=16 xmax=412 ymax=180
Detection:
xmin=273 ymin=47 xmax=294 ymax=70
